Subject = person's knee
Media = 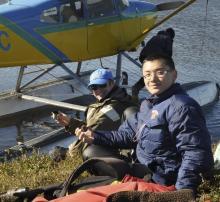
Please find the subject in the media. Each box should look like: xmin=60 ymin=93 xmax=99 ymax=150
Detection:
xmin=92 ymin=157 xmax=132 ymax=179
xmin=82 ymin=146 xmax=94 ymax=161
xmin=82 ymin=145 xmax=120 ymax=161
xmin=131 ymin=163 xmax=152 ymax=180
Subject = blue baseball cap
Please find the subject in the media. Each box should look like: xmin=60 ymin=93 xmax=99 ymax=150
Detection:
xmin=88 ymin=68 xmax=113 ymax=87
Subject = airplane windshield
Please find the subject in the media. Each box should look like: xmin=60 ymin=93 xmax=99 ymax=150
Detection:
xmin=121 ymin=0 xmax=129 ymax=7
xmin=87 ymin=0 xmax=116 ymax=18
xmin=117 ymin=0 xmax=129 ymax=11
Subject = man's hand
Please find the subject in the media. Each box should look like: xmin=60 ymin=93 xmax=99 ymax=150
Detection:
xmin=56 ymin=112 xmax=71 ymax=126
xmin=75 ymin=127 xmax=94 ymax=144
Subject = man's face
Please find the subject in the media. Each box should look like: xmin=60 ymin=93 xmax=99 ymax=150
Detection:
xmin=142 ymin=59 xmax=177 ymax=95
xmin=91 ymin=81 xmax=114 ymax=100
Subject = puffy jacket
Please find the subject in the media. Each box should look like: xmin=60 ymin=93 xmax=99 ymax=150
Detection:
xmin=67 ymin=85 xmax=136 ymax=132
xmin=93 ymin=83 xmax=214 ymax=191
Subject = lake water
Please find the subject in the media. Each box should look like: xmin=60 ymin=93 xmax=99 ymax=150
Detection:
xmin=0 ymin=0 xmax=220 ymax=150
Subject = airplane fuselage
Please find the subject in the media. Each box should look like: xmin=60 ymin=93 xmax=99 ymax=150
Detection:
xmin=0 ymin=0 xmax=157 ymax=67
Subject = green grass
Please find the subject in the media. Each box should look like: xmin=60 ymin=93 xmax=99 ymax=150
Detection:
xmin=0 ymin=151 xmax=219 ymax=201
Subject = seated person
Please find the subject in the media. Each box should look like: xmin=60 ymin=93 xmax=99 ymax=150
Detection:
xmin=61 ymin=4 xmax=78 ymax=23
xmin=56 ymin=68 xmax=137 ymax=161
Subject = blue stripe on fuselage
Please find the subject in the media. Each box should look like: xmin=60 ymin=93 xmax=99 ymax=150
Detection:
xmin=0 ymin=0 xmax=71 ymax=62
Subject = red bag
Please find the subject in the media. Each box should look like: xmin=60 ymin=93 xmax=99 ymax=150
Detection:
xmin=33 ymin=175 xmax=176 ymax=202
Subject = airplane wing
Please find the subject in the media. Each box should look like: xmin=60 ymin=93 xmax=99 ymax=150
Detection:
xmin=156 ymin=1 xmax=185 ymax=11
xmin=128 ymin=0 xmax=196 ymax=50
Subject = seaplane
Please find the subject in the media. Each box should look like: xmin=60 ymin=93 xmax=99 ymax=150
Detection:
xmin=0 ymin=0 xmax=200 ymax=117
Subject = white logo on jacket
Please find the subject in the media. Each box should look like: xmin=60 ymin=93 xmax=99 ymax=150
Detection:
xmin=151 ymin=110 xmax=159 ymax=119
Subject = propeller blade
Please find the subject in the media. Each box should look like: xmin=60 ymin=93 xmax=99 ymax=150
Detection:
xmin=156 ymin=1 xmax=185 ymax=11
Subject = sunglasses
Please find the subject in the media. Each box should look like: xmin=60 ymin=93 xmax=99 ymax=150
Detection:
xmin=88 ymin=84 xmax=107 ymax=91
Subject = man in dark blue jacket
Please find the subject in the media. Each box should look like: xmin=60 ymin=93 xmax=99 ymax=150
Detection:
xmin=75 ymin=54 xmax=214 ymax=193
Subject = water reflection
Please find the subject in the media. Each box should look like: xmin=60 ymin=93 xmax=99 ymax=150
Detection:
xmin=15 ymin=124 xmax=24 ymax=143
xmin=0 ymin=109 xmax=84 ymax=150
xmin=0 ymin=126 xmax=17 ymax=149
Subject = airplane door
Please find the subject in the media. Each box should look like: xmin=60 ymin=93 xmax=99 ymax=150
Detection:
xmin=117 ymin=0 xmax=141 ymax=49
xmin=86 ymin=0 xmax=123 ymax=58
xmin=58 ymin=1 xmax=87 ymax=61
xmin=38 ymin=1 xmax=87 ymax=61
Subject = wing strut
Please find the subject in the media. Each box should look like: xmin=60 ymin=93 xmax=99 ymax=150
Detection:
xmin=15 ymin=63 xmax=88 ymax=93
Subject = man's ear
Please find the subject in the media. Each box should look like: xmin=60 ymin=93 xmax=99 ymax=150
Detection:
xmin=173 ymin=70 xmax=177 ymax=81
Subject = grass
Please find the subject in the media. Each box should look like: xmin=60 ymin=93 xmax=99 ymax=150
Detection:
xmin=0 ymin=150 xmax=84 ymax=193
xmin=197 ymin=169 xmax=220 ymax=202
xmin=0 ymin=151 xmax=219 ymax=201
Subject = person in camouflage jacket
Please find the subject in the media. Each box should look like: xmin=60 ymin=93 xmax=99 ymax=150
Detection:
xmin=56 ymin=68 xmax=137 ymax=160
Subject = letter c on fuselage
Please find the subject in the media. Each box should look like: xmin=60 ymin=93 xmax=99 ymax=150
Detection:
xmin=0 ymin=31 xmax=11 ymax=51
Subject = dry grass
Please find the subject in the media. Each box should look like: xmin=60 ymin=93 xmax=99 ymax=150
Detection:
xmin=0 ymin=151 xmax=83 ymax=193
xmin=0 ymin=151 xmax=219 ymax=201
xmin=197 ymin=169 xmax=220 ymax=202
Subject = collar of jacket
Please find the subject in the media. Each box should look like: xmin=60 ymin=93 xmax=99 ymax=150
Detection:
xmin=146 ymin=83 xmax=186 ymax=105
xmin=98 ymin=85 xmax=131 ymax=103
xmin=99 ymin=85 xmax=118 ymax=102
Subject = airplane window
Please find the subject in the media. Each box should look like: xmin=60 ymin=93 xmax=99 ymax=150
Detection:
xmin=87 ymin=0 xmax=102 ymax=4
xmin=118 ymin=0 xmax=129 ymax=11
xmin=40 ymin=7 xmax=59 ymax=23
xmin=60 ymin=3 xmax=78 ymax=23
xmin=0 ymin=0 xmax=8 ymax=5
xmin=87 ymin=0 xmax=115 ymax=19
xmin=70 ymin=0 xmax=84 ymax=19
xmin=121 ymin=0 xmax=129 ymax=7
xmin=75 ymin=1 xmax=81 ymax=10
